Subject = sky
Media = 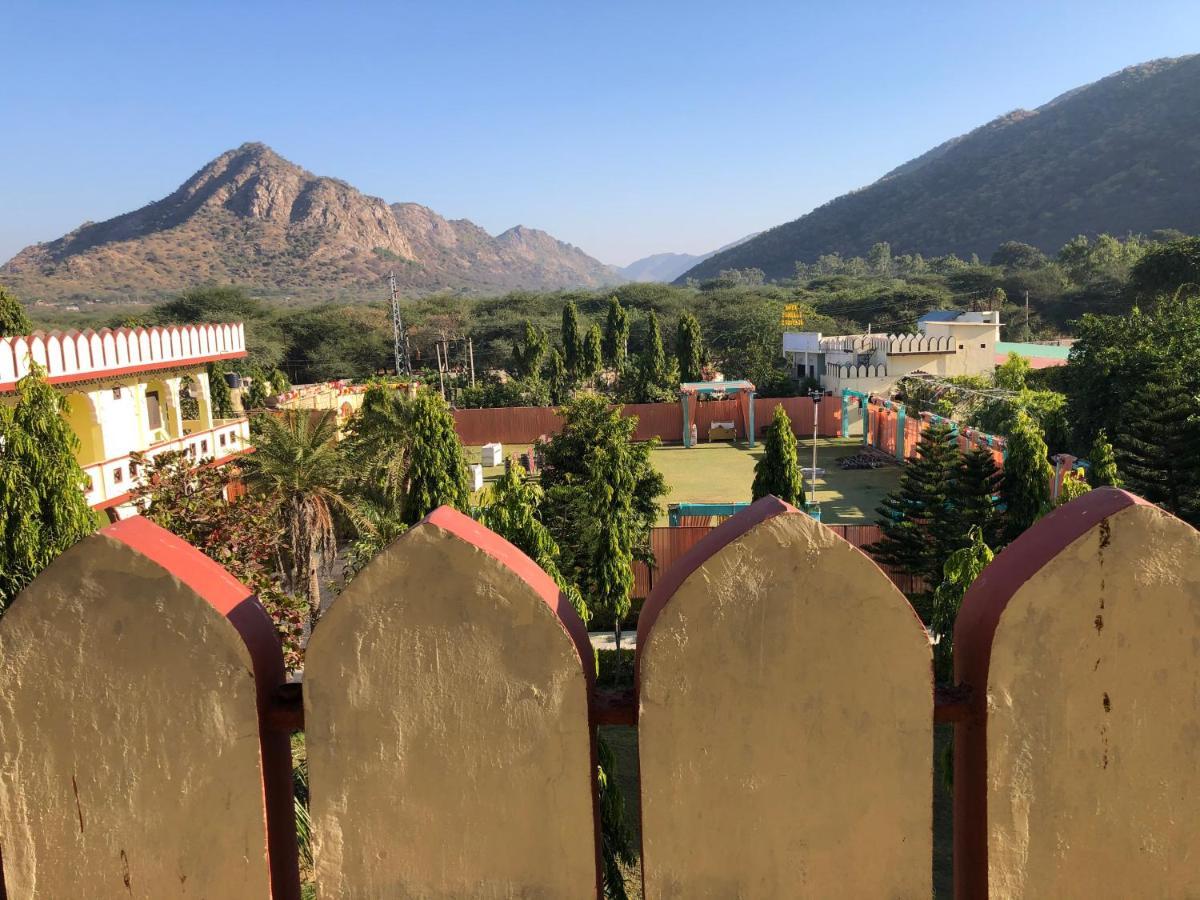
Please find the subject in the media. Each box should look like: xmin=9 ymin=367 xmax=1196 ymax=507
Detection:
xmin=3 ymin=1 xmax=1200 ymax=267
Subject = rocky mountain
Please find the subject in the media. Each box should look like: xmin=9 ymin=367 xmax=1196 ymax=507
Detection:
xmin=622 ymin=233 xmax=760 ymax=282
xmin=682 ymin=56 xmax=1200 ymax=282
xmin=2 ymin=143 xmax=622 ymax=302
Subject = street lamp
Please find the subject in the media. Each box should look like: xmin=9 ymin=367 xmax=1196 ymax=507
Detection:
xmin=808 ymin=389 xmax=823 ymax=519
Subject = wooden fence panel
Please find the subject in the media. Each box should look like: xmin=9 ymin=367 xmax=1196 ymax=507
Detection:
xmin=452 ymin=405 xmax=563 ymax=445
xmin=304 ymin=506 xmax=598 ymax=898
xmin=636 ymin=498 xmax=932 ymax=897
xmin=0 ymin=518 xmax=296 ymax=898
xmin=954 ymin=489 xmax=1200 ymax=899
xmin=621 ymin=401 xmax=683 ymax=442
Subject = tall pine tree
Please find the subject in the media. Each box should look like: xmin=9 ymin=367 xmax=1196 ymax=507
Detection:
xmin=0 ymin=367 xmax=96 ymax=609
xmin=581 ymin=325 xmax=603 ymax=384
xmin=403 ymin=390 xmax=470 ymax=524
xmin=512 ymin=320 xmax=548 ymax=379
xmin=602 ymin=296 xmax=629 ymax=370
xmin=752 ymin=405 xmax=804 ymax=506
xmin=953 ymin=446 xmax=1002 ymax=548
xmin=872 ymin=423 xmax=962 ymax=591
xmin=631 ymin=310 xmax=676 ymax=402
xmin=1116 ymin=373 xmax=1200 ymax=523
xmin=676 ymin=311 xmax=705 ymax=383
xmin=1001 ymin=408 xmax=1053 ymax=539
xmin=561 ymin=301 xmax=583 ymax=379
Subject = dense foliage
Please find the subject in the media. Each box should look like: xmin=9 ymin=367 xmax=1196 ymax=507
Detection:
xmin=0 ymin=287 xmax=33 ymax=337
xmin=751 ymin=405 xmax=804 ymax=507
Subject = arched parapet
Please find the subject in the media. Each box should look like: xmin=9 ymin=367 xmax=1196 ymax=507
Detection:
xmin=0 ymin=516 xmax=297 ymax=898
xmin=637 ymin=497 xmax=932 ymax=897
xmin=954 ymin=488 xmax=1200 ymax=899
xmin=304 ymin=505 xmax=598 ymax=898
xmin=169 ymin=326 xmax=182 ymax=359
xmin=0 ymin=339 xmax=15 ymax=384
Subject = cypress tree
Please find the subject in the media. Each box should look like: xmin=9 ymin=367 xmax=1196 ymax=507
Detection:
xmin=676 ymin=311 xmax=705 ymax=383
xmin=561 ymin=301 xmax=583 ymax=378
xmin=1088 ymin=428 xmax=1122 ymax=487
xmin=0 ymin=287 xmax=33 ymax=337
xmin=632 ymin=310 xmax=676 ymax=402
xmin=0 ymin=367 xmax=96 ymax=609
xmin=512 ymin=319 xmax=548 ymax=379
xmin=872 ymin=423 xmax=962 ymax=589
xmin=752 ymin=405 xmax=804 ymax=506
xmin=1001 ymin=408 xmax=1054 ymax=539
xmin=403 ymin=390 xmax=469 ymax=524
xmin=602 ymin=296 xmax=629 ymax=370
xmin=953 ymin=446 xmax=1002 ymax=548
xmin=581 ymin=324 xmax=603 ymax=384
xmin=546 ymin=348 xmax=568 ymax=405
xmin=1116 ymin=374 xmax=1200 ymax=523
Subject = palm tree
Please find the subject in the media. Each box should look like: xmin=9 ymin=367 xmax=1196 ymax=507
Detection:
xmin=242 ymin=409 xmax=348 ymax=632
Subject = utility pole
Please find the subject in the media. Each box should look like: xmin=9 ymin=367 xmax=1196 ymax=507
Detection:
xmin=435 ymin=340 xmax=446 ymax=399
xmin=467 ymin=337 xmax=476 ymax=387
xmin=808 ymin=389 xmax=823 ymax=521
xmin=1024 ymin=290 xmax=1030 ymax=336
xmin=388 ymin=271 xmax=412 ymax=377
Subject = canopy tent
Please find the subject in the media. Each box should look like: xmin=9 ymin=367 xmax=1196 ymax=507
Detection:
xmin=679 ymin=380 xmax=757 ymax=448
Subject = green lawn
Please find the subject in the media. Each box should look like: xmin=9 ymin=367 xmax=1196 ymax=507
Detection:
xmin=465 ymin=437 xmax=900 ymax=524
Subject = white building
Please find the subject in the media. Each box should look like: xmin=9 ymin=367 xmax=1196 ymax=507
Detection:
xmin=0 ymin=323 xmax=250 ymax=517
xmin=783 ymin=310 xmax=1002 ymax=395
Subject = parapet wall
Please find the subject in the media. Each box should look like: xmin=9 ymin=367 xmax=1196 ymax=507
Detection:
xmin=0 ymin=490 xmax=1197 ymax=898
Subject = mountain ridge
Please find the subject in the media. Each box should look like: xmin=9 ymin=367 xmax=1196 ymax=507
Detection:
xmin=3 ymin=142 xmax=622 ymax=302
xmin=681 ymin=55 xmax=1200 ymax=282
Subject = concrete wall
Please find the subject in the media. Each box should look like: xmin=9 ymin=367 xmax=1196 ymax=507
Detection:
xmin=637 ymin=498 xmax=932 ymax=897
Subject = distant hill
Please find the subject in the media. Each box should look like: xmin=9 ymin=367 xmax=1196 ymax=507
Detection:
xmin=622 ymin=233 xmax=759 ymax=282
xmin=682 ymin=56 xmax=1200 ymax=282
xmin=2 ymin=143 xmax=623 ymax=303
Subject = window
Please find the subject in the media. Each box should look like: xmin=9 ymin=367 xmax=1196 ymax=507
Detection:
xmin=200 ymin=439 xmax=208 ymax=455
xmin=128 ymin=459 xmax=138 ymax=477
xmin=145 ymin=390 xmax=162 ymax=431
xmin=980 ymin=343 xmax=987 ymax=349
xmin=112 ymin=467 xmax=123 ymax=484
xmin=112 ymin=387 xmax=123 ymax=399
xmin=958 ymin=344 xmax=964 ymax=350
xmin=219 ymin=433 xmax=227 ymax=448
xmin=187 ymin=444 xmax=197 ymax=458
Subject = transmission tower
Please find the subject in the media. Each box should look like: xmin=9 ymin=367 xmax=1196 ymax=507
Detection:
xmin=388 ymin=271 xmax=412 ymax=376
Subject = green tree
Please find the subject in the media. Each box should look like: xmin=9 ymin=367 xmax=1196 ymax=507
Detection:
xmin=931 ymin=527 xmax=993 ymax=682
xmin=477 ymin=463 xmax=587 ymax=622
xmin=1129 ymin=236 xmax=1200 ymax=300
xmin=751 ymin=405 xmax=804 ymax=506
xmin=156 ymin=285 xmax=288 ymax=371
xmin=675 ymin=311 xmax=705 ymax=383
xmin=0 ymin=287 xmax=33 ymax=337
xmin=1115 ymin=374 xmax=1200 ymax=523
xmin=1088 ymin=429 xmax=1121 ymax=487
xmin=403 ymin=389 xmax=470 ymax=524
xmin=581 ymin=324 xmax=603 ymax=384
xmin=602 ymin=296 xmax=629 ymax=369
xmin=993 ymin=352 xmax=1030 ymax=391
xmin=867 ymin=241 xmax=894 ymax=276
xmin=872 ymin=423 xmax=963 ymax=594
xmin=0 ymin=367 xmax=97 ymax=610
xmin=1001 ymin=409 xmax=1054 ymax=539
xmin=561 ymin=301 xmax=583 ymax=378
xmin=954 ymin=447 xmax=1002 ymax=548
xmin=512 ymin=320 xmax=549 ymax=379
xmin=546 ymin=348 xmax=569 ymax=405
xmin=130 ymin=450 xmax=306 ymax=666
xmin=241 ymin=409 xmax=348 ymax=630
xmin=630 ymin=310 xmax=677 ymax=403
xmin=207 ymin=362 xmax=236 ymax=418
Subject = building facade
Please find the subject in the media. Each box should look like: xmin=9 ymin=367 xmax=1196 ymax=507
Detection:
xmin=0 ymin=323 xmax=249 ymax=516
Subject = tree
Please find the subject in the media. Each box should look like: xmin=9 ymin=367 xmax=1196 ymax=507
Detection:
xmin=546 ymin=349 xmax=569 ymax=405
xmin=1088 ymin=429 xmax=1121 ymax=487
xmin=207 ymin=361 xmax=235 ymax=418
xmin=561 ymin=301 xmax=583 ymax=378
xmin=872 ymin=423 xmax=963 ymax=593
xmin=156 ymin=285 xmax=288 ymax=371
xmin=512 ymin=320 xmax=548 ymax=379
xmin=1129 ymin=237 xmax=1200 ymax=300
xmin=241 ymin=409 xmax=348 ymax=631
xmin=630 ymin=310 xmax=677 ymax=403
xmin=1001 ymin=409 xmax=1054 ymax=539
xmin=0 ymin=287 xmax=33 ymax=337
xmin=581 ymin=325 xmax=603 ymax=384
xmin=1115 ymin=374 xmax=1200 ymax=523
xmin=130 ymin=450 xmax=306 ymax=667
xmin=954 ymin=447 xmax=1002 ymax=548
xmin=751 ymin=405 xmax=804 ymax=506
xmin=867 ymin=241 xmax=894 ymax=277
xmin=403 ymin=389 xmax=470 ymax=524
xmin=602 ymin=296 xmax=629 ymax=369
xmin=477 ymin=463 xmax=588 ymax=623
xmin=675 ymin=311 xmax=705 ymax=384
xmin=991 ymin=241 xmax=1048 ymax=270
xmin=993 ymin=352 xmax=1030 ymax=391
xmin=0 ymin=366 xmax=97 ymax=610
xmin=931 ymin=527 xmax=993 ymax=682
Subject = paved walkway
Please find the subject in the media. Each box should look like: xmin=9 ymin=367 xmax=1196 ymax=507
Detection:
xmin=589 ymin=631 xmax=637 ymax=651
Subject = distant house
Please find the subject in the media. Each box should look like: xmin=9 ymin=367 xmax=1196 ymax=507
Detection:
xmin=0 ymin=323 xmax=249 ymax=518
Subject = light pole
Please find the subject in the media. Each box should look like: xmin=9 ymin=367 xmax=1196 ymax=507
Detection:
xmin=808 ymin=389 xmax=823 ymax=519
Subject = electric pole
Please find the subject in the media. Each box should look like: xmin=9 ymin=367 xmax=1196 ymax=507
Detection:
xmin=467 ymin=337 xmax=476 ymax=387
xmin=388 ymin=271 xmax=412 ymax=377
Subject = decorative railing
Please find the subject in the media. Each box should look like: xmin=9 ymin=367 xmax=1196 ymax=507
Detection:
xmin=826 ymin=362 xmax=889 ymax=380
xmin=0 ymin=322 xmax=246 ymax=390
xmin=82 ymin=418 xmax=250 ymax=508
xmin=871 ymin=333 xmax=956 ymax=355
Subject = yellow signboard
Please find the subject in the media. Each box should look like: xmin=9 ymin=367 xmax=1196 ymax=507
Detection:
xmin=780 ymin=303 xmax=805 ymax=329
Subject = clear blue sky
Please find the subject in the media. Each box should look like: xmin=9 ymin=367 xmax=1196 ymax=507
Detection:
xmin=3 ymin=1 xmax=1199 ymax=267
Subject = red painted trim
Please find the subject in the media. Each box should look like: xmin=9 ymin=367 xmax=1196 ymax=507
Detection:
xmin=951 ymin=487 xmax=1146 ymax=900
xmin=416 ymin=505 xmax=602 ymax=897
xmin=101 ymin=517 xmax=299 ymax=899
xmin=0 ymin=349 xmax=245 ymax=393
xmin=92 ymin=490 xmax=132 ymax=510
